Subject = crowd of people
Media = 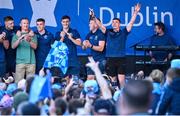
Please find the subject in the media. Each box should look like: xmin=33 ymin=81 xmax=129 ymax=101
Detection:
xmin=0 ymin=3 xmax=180 ymax=115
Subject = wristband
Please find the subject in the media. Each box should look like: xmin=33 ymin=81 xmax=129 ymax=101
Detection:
xmin=91 ymin=45 xmax=93 ymax=49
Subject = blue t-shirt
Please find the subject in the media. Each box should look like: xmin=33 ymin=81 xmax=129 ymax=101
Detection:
xmin=2 ymin=26 xmax=20 ymax=64
xmin=105 ymin=28 xmax=129 ymax=57
xmin=35 ymin=29 xmax=55 ymax=66
xmin=150 ymin=34 xmax=175 ymax=61
xmin=85 ymin=29 xmax=106 ymax=61
xmin=55 ymin=28 xmax=81 ymax=67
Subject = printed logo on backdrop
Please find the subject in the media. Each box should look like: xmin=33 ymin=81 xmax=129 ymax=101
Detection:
xmin=100 ymin=6 xmax=173 ymax=27
xmin=0 ymin=0 xmax=14 ymax=9
xmin=29 ymin=0 xmax=57 ymax=27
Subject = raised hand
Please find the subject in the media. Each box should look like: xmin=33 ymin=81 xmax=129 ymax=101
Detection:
xmin=134 ymin=3 xmax=141 ymax=13
xmin=86 ymin=57 xmax=99 ymax=71
xmin=89 ymin=8 xmax=95 ymax=17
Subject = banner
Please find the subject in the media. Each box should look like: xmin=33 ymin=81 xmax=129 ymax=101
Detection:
xmin=0 ymin=0 xmax=179 ymax=55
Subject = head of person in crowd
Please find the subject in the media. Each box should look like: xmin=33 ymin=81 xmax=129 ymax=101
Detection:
xmin=167 ymin=59 xmax=180 ymax=81
xmin=118 ymin=80 xmax=153 ymax=115
xmin=16 ymin=101 xmax=40 ymax=115
xmin=93 ymin=98 xmax=116 ymax=115
xmin=36 ymin=18 xmax=45 ymax=32
xmin=20 ymin=17 xmax=29 ymax=32
xmin=13 ymin=92 xmax=29 ymax=111
xmin=61 ymin=15 xmax=71 ymax=30
xmin=4 ymin=16 xmax=14 ymax=30
xmin=17 ymin=79 xmax=26 ymax=91
xmin=136 ymin=70 xmax=145 ymax=80
xmin=149 ymin=69 xmax=164 ymax=84
xmin=112 ymin=18 xmax=121 ymax=31
xmin=68 ymin=99 xmax=85 ymax=115
xmin=67 ymin=87 xmax=82 ymax=100
xmin=0 ymin=94 xmax=13 ymax=115
xmin=54 ymin=97 xmax=67 ymax=115
xmin=52 ymin=88 xmax=63 ymax=100
xmin=154 ymin=22 xmax=165 ymax=36
xmin=82 ymin=80 xmax=99 ymax=99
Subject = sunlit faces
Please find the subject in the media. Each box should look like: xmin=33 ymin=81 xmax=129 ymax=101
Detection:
xmin=61 ymin=19 xmax=70 ymax=29
xmin=20 ymin=19 xmax=29 ymax=31
xmin=5 ymin=20 xmax=14 ymax=30
xmin=112 ymin=19 xmax=120 ymax=30
xmin=36 ymin=21 xmax=45 ymax=32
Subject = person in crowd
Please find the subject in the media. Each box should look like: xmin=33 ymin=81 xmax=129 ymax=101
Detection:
xmin=156 ymin=59 xmax=180 ymax=115
xmin=149 ymin=69 xmax=164 ymax=114
xmin=118 ymin=80 xmax=153 ymax=115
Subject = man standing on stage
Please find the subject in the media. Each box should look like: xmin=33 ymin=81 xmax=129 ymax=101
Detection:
xmin=82 ymin=18 xmax=106 ymax=80
xmin=12 ymin=18 xmax=37 ymax=83
xmin=1 ymin=16 xmax=20 ymax=77
xmin=55 ymin=15 xmax=81 ymax=77
xmin=91 ymin=3 xmax=141 ymax=88
xmin=35 ymin=18 xmax=55 ymax=73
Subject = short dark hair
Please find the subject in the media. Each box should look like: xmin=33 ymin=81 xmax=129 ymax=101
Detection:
xmin=55 ymin=98 xmax=67 ymax=115
xmin=4 ymin=16 xmax=14 ymax=22
xmin=154 ymin=22 xmax=165 ymax=32
xmin=61 ymin=15 xmax=71 ymax=21
xmin=20 ymin=17 xmax=29 ymax=22
xmin=36 ymin=18 xmax=45 ymax=23
xmin=113 ymin=18 xmax=121 ymax=23
xmin=122 ymin=80 xmax=153 ymax=108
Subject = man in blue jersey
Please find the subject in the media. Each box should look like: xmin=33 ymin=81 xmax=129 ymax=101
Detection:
xmin=91 ymin=3 xmax=141 ymax=88
xmin=35 ymin=18 xmax=55 ymax=74
xmin=55 ymin=15 xmax=82 ymax=77
xmin=82 ymin=19 xmax=106 ymax=80
xmin=2 ymin=16 xmax=20 ymax=77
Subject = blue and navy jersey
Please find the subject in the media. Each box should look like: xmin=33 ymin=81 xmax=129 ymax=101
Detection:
xmin=1 ymin=26 xmax=20 ymax=63
xmin=85 ymin=29 xmax=106 ymax=61
xmin=55 ymin=28 xmax=81 ymax=66
xmin=35 ymin=29 xmax=55 ymax=65
xmin=105 ymin=28 xmax=129 ymax=57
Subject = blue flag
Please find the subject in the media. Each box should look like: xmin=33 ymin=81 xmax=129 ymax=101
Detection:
xmin=29 ymin=71 xmax=52 ymax=103
xmin=43 ymin=41 xmax=69 ymax=74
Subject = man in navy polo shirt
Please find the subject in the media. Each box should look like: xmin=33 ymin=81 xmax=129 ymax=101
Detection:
xmin=92 ymin=3 xmax=141 ymax=88
xmin=35 ymin=18 xmax=55 ymax=74
xmin=82 ymin=19 xmax=106 ymax=80
xmin=2 ymin=16 xmax=20 ymax=76
xmin=55 ymin=15 xmax=81 ymax=77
